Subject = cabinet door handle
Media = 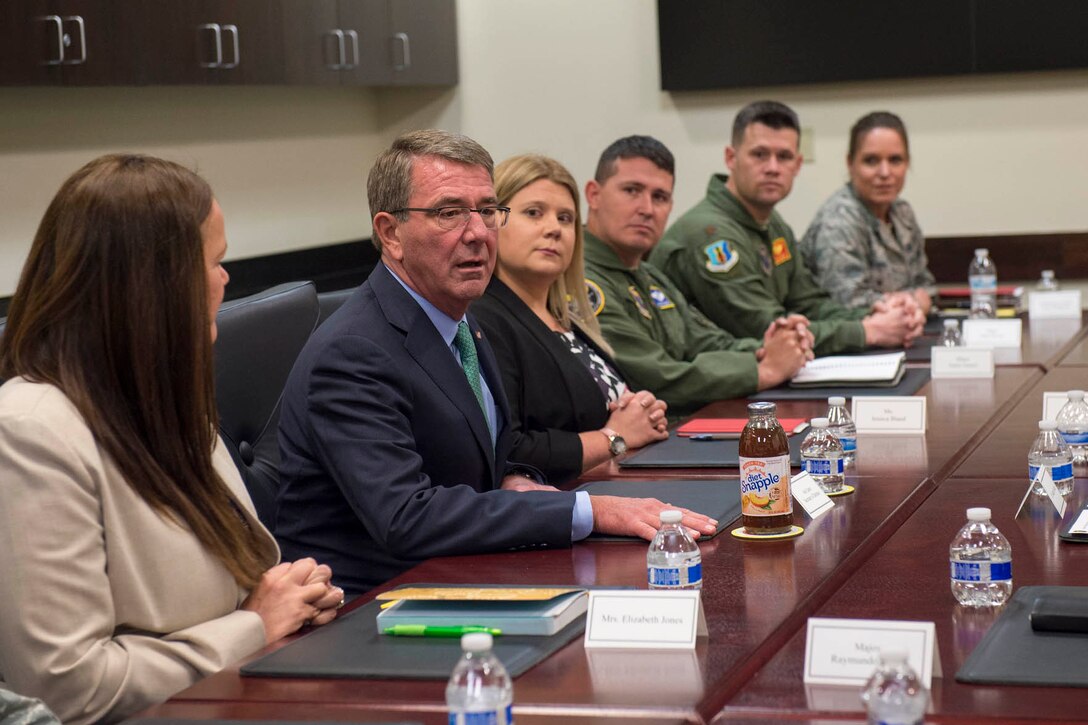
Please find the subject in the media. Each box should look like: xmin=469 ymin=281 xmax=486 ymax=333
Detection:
xmin=40 ymin=15 xmax=64 ymax=65
xmin=392 ymin=31 xmax=410 ymax=71
xmin=345 ymin=29 xmax=359 ymax=70
xmin=198 ymin=23 xmax=222 ymax=68
xmin=325 ymin=29 xmax=345 ymax=70
xmin=221 ymin=24 xmax=240 ymax=69
xmin=61 ymin=15 xmax=87 ymax=65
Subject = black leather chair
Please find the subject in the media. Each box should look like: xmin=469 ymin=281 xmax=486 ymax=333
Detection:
xmin=214 ymin=281 xmax=319 ymax=528
xmin=317 ymin=287 xmax=356 ymax=328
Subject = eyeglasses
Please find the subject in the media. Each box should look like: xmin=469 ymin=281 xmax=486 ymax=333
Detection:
xmin=391 ymin=206 xmax=510 ymax=230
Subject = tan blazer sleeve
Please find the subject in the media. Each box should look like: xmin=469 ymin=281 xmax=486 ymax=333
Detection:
xmin=0 ymin=386 xmax=268 ymax=725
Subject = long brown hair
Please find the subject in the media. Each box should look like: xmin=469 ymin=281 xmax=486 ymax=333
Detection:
xmin=494 ymin=154 xmax=613 ymax=355
xmin=0 ymin=154 xmax=270 ymax=588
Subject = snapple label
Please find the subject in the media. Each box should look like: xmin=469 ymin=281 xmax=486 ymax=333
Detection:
xmin=739 ymin=455 xmax=792 ymax=530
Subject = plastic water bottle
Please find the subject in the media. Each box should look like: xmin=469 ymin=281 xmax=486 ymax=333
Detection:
xmin=968 ymin=248 xmax=997 ymax=319
xmin=446 ymin=632 xmax=513 ymax=725
xmin=826 ymin=396 xmax=857 ymax=467
xmin=1029 ymin=420 xmax=1075 ymax=496
xmin=860 ymin=649 xmax=928 ymax=725
xmin=1055 ymin=390 xmax=1088 ymax=465
xmin=938 ymin=319 xmax=962 ymax=347
xmin=1036 ymin=269 xmax=1059 ymax=291
xmin=800 ymin=417 xmax=844 ymax=493
xmin=949 ymin=507 xmax=1012 ymax=608
xmin=647 ymin=509 xmax=702 ymax=589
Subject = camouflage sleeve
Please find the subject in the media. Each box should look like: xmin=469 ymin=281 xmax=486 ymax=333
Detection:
xmin=800 ymin=208 xmax=884 ymax=310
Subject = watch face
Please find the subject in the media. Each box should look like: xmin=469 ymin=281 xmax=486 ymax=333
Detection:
xmin=611 ymin=435 xmax=627 ymax=456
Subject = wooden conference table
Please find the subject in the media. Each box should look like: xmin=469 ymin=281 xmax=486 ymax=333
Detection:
xmin=139 ymin=317 xmax=1088 ymax=725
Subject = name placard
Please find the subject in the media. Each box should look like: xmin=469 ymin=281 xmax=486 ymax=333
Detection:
xmin=1016 ymin=467 xmax=1067 ymax=518
xmin=962 ymin=318 xmax=1023 ymax=348
xmin=1043 ymin=391 xmax=1069 ymax=422
xmin=1029 ymin=290 xmax=1082 ymax=320
xmin=791 ymin=471 xmax=834 ymax=518
xmin=852 ymin=396 xmax=926 ymax=434
xmin=1069 ymin=508 xmax=1088 ymax=535
xmin=930 ymin=346 xmax=994 ymax=379
xmin=804 ymin=617 xmax=941 ymax=688
xmin=584 ymin=590 xmax=707 ymax=650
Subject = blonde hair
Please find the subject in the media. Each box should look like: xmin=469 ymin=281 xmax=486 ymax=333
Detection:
xmin=494 ymin=154 xmax=612 ymax=355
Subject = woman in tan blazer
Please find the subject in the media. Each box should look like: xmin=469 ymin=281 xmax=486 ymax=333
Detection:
xmin=0 ymin=155 xmax=343 ymax=724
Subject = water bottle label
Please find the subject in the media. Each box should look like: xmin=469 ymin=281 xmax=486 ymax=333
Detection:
xmin=969 ymin=274 xmax=997 ymax=292
xmin=448 ymin=705 xmax=513 ymax=725
xmin=951 ymin=559 xmax=1012 ymax=582
xmin=838 ymin=436 xmax=856 ymax=453
xmin=739 ymin=454 xmax=792 ymax=517
xmin=802 ymin=458 xmax=844 ymax=475
xmin=1059 ymin=431 xmax=1088 ymax=446
xmin=648 ymin=562 xmax=702 ymax=587
xmin=1029 ymin=463 xmax=1073 ymax=482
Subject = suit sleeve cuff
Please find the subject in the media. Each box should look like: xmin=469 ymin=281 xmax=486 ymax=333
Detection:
xmin=571 ymin=491 xmax=593 ymax=541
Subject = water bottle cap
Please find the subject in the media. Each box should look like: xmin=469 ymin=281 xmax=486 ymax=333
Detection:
xmin=967 ymin=507 xmax=991 ymax=522
xmin=974 ymin=247 xmax=989 ymax=257
xmin=810 ymin=417 xmax=829 ymax=428
xmin=461 ymin=632 xmax=493 ymax=652
xmin=659 ymin=509 xmax=683 ymax=524
xmin=1039 ymin=420 xmax=1057 ymax=431
xmin=943 ymin=319 xmax=959 ymax=329
xmin=879 ymin=648 xmax=908 ymax=664
xmin=1042 ymin=269 xmax=1055 ymax=279
xmin=1067 ymin=390 xmax=1084 ymax=401
xmin=828 ymin=396 xmax=845 ymax=406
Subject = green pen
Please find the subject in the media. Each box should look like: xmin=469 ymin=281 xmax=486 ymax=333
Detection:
xmin=383 ymin=625 xmax=502 ymax=637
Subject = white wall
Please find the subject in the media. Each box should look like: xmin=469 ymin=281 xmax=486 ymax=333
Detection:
xmin=2 ymin=0 xmax=1087 ymax=296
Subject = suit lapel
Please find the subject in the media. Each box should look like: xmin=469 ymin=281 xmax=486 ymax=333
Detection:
xmin=371 ymin=266 xmax=497 ymax=476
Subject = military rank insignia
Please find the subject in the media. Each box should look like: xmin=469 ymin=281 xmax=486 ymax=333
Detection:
xmin=585 ymin=279 xmax=605 ymax=316
xmin=703 ymin=239 xmax=738 ymax=273
xmin=771 ymin=237 xmax=792 ymax=266
xmin=628 ymin=286 xmax=652 ymax=319
xmin=757 ymin=245 xmax=773 ymax=276
xmin=648 ymin=285 xmax=675 ymax=310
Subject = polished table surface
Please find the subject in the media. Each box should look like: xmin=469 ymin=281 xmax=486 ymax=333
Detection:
xmin=140 ymin=322 xmax=1088 ymax=725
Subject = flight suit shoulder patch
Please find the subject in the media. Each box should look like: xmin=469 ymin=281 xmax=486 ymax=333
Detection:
xmin=648 ymin=285 xmax=676 ymax=310
xmin=703 ymin=239 xmax=739 ymax=274
xmin=585 ymin=279 xmax=605 ymax=316
xmin=771 ymin=237 xmax=792 ymax=266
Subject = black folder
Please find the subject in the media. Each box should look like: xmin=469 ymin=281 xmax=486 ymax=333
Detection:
xmin=956 ymin=586 xmax=1088 ymax=687
xmin=619 ymin=432 xmax=802 ymax=469
xmin=574 ymin=478 xmax=741 ymax=540
xmin=241 ymin=596 xmax=584 ymax=680
xmin=748 ymin=367 xmax=930 ymax=401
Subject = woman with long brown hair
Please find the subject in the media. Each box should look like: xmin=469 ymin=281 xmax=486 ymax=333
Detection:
xmin=471 ymin=154 xmax=668 ymax=484
xmin=0 ymin=154 xmax=342 ymax=723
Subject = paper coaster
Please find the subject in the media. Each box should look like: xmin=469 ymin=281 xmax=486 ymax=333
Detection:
xmin=826 ymin=485 xmax=856 ymax=497
xmin=730 ymin=524 xmax=804 ymax=541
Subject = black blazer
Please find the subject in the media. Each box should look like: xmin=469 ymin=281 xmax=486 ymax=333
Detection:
xmin=471 ymin=277 xmax=618 ymax=484
xmin=275 ymin=265 xmax=576 ymax=594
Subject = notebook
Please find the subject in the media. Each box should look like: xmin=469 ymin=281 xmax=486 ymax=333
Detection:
xmin=790 ymin=352 xmax=905 ymax=388
xmin=675 ymin=417 xmax=808 ymax=438
xmin=375 ymin=587 xmax=588 ymax=636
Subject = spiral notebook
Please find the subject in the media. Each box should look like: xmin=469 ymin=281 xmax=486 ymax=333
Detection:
xmin=790 ymin=352 xmax=906 ymax=388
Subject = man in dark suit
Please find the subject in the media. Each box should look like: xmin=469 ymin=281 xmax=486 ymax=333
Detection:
xmin=276 ymin=130 xmax=716 ymax=594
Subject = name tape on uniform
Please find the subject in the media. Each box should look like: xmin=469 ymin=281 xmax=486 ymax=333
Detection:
xmin=804 ymin=617 xmax=941 ymax=688
xmin=584 ymin=590 xmax=707 ymax=650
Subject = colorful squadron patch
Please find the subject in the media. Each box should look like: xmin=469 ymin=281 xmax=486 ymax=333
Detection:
xmin=628 ymin=286 xmax=652 ymax=319
xmin=703 ymin=239 xmax=738 ymax=273
xmin=648 ymin=285 xmax=676 ymax=310
xmin=757 ymin=244 xmax=774 ymax=276
xmin=771 ymin=237 xmax=792 ymax=266
xmin=585 ymin=279 xmax=605 ymax=317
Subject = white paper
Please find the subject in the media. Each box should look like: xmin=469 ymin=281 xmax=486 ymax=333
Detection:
xmin=852 ymin=396 xmax=926 ymax=434
xmin=791 ymin=471 xmax=834 ymax=519
xmin=584 ymin=590 xmax=707 ymax=650
xmin=792 ymin=352 xmax=904 ymax=385
xmin=1028 ymin=290 xmax=1082 ymax=320
xmin=1070 ymin=509 xmax=1088 ymax=535
xmin=930 ymin=346 xmax=994 ymax=379
xmin=962 ymin=319 xmax=1023 ymax=348
xmin=1043 ymin=391 xmax=1069 ymax=422
xmin=1034 ymin=467 xmax=1067 ymax=518
xmin=804 ymin=617 xmax=941 ymax=688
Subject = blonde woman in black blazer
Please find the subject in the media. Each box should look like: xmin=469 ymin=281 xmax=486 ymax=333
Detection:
xmin=471 ymin=154 xmax=668 ymax=484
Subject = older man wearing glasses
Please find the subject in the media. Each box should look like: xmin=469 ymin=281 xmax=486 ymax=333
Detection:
xmin=275 ymin=130 xmax=716 ymax=594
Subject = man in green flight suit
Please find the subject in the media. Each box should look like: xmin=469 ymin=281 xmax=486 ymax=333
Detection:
xmin=651 ymin=101 xmax=923 ymax=357
xmin=582 ymin=135 xmax=811 ymax=417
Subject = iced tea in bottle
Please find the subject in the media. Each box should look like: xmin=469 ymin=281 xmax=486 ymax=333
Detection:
xmin=739 ymin=401 xmax=793 ymax=535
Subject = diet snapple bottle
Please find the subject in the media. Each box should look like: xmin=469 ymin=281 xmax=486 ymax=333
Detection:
xmin=739 ymin=402 xmax=793 ymax=535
